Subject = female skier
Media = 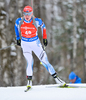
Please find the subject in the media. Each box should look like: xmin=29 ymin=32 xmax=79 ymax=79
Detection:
xmin=15 ymin=6 xmax=67 ymax=90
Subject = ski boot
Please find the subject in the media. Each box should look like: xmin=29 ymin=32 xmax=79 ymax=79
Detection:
xmin=52 ymin=72 xmax=68 ymax=87
xmin=25 ymin=76 xmax=32 ymax=92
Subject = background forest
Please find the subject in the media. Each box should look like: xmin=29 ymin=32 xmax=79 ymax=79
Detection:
xmin=0 ymin=0 xmax=86 ymax=86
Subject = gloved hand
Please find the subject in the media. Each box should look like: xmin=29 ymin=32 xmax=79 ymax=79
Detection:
xmin=43 ymin=39 xmax=48 ymax=46
xmin=17 ymin=39 xmax=21 ymax=46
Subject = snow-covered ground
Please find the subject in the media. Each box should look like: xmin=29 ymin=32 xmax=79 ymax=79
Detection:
xmin=0 ymin=84 xmax=86 ymax=100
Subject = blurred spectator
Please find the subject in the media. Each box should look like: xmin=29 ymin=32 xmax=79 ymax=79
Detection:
xmin=69 ymin=72 xmax=81 ymax=83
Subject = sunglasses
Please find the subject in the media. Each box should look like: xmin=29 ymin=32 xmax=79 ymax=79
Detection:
xmin=23 ymin=12 xmax=33 ymax=16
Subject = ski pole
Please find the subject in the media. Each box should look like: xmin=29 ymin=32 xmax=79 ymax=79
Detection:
xmin=0 ymin=44 xmax=17 ymax=51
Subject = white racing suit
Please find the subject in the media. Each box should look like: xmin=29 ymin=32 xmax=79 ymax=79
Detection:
xmin=21 ymin=38 xmax=55 ymax=76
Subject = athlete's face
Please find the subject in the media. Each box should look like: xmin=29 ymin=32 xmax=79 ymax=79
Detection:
xmin=24 ymin=13 xmax=33 ymax=21
xmin=70 ymin=77 xmax=76 ymax=83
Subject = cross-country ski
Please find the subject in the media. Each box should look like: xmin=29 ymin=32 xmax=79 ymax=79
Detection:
xmin=45 ymin=84 xmax=86 ymax=88
xmin=24 ymin=86 xmax=31 ymax=92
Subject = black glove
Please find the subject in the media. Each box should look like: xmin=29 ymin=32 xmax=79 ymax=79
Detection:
xmin=17 ymin=39 xmax=21 ymax=46
xmin=43 ymin=39 xmax=48 ymax=46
